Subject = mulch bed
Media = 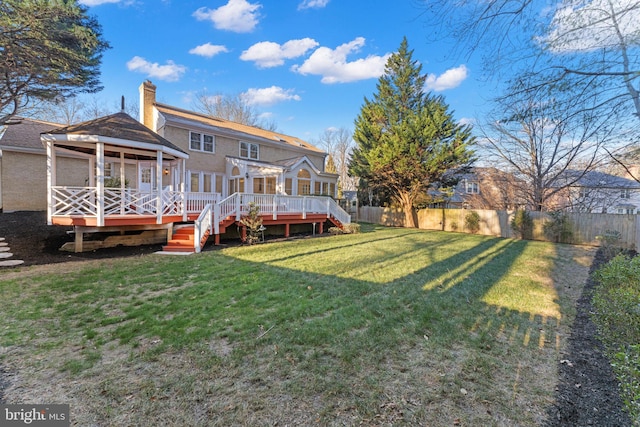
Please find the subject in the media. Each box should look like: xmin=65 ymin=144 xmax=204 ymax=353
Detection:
xmin=0 ymin=211 xmax=634 ymax=425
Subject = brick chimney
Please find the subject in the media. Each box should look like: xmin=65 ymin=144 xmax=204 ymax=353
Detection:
xmin=139 ymin=80 xmax=156 ymax=129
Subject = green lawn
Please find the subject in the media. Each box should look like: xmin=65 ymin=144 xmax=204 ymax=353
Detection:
xmin=0 ymin=224 xmax=594 ymax=425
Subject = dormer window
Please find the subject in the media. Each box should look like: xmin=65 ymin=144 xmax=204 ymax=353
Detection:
xmin=240 ymin=141 xmax=259 ymax=160
xmin=465 ymin=180 xmax=479 ymax=194
xmin=190 ymin=132 xmax=215 ymax=153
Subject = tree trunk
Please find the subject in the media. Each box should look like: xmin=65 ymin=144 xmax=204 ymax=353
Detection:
xmin=397 ymin=192 xmax=417 ymax=228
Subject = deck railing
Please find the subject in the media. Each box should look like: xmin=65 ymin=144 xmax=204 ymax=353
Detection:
xmin=194 ymin=203 xmax=213 ymax=253
xmin=211 ymin=193 xmax=351 ymax=226
xmin=51 ymin=187 xmax=351 ymax=229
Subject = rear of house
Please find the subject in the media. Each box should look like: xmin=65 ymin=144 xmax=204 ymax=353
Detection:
xmin=37 ymin=81 xmax=347 ymax=252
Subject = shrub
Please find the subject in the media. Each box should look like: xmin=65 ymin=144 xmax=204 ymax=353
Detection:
xmin=511 ymin=209 xmax=533 ymax=240
xmin=596 ymin=230 xmax=624 ymax=259
xmin=464 ymin=211 xmax=480 ymax=234
xmin=240 ymin=203 xmax=263 ymax=245
xmin=543 ymin=211 xmax=574 ymax=243
xmin=593 ymin=254 xmax=640 ymax=421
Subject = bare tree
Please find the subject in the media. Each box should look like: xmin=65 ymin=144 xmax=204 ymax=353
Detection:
xmin=193 ymin=90 xmax=277 ymax=131
xmin=315 ymin=127 xmax=357 ymax=194
xmin=32 ymin=93 xmax=139 ymax=125
xmin=479 ymin=75 xmax=616 ymax=211
xmin=423 ymin=0 xmax=640 ymax=178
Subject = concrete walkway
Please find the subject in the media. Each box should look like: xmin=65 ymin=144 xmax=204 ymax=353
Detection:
xmin=0 ymin=237 xmax=25 ymax=267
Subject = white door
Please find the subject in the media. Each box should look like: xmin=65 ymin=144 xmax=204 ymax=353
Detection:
xmin=138 ymin=164 xmax=156 ymax=192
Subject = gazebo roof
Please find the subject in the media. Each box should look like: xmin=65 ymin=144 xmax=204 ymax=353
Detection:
xmin=42 ymin=112 xmax=188 ymax=160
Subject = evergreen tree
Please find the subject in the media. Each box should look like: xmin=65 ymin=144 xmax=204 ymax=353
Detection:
xmin=0 ymin=0 xmax=110 ymax=125
xmin=349 ymin=37 xmax=475 ymax=227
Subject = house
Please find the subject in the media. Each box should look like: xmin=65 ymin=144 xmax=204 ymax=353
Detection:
xmin=139 ymin=80 xmax=338 ymax=199
xmin=40 ymin=81 xmax=348 ymax=252
xmin=0 ymin=117 xmax=75 ymax=212
xmin=428 ymin=167 xmax=529 ymax=210
xmin=552 ymin=170 xmax=640 ymax=214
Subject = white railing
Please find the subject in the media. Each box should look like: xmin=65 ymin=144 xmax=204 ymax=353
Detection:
xmin=51 ymin=187 xmax=98 ymax=217
xmin=187 ymin=192 xmax=219 ymax=213
xmin=51 ymin=186 xmax=187 ymax=224
xmin=51 ymin=187 xmax=351 ymax=229
xmin=211 ymin=193 xmax=351 ymax=226
xmin=194 ymin=203 xmax=213 ymax=253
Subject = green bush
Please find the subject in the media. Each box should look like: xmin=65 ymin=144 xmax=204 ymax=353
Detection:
xmin=464 ymin=211 xmax=481 ymax=234
xmin=593 ymin=254 xmax=640 ymax=422
xmin=596 ymin=230 xmax=624 ymax=259
xmin=543 ymin=211 xmax=574 ymax=243
xmin=511 ymin=209 xmax=533 ymax=240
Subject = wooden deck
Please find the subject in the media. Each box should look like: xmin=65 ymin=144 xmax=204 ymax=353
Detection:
xmin=49 ymin=190 xmax=351 ymax=252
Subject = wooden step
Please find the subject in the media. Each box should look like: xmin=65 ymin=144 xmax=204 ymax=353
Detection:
xmin=162 ymin=225 xmax=196 ymax=253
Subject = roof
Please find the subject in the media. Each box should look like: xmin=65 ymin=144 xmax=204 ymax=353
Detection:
xmin=43 ymin=112 xmax=187 ymax=156
xmin=0 ymin=117 xmax=65 ymax=152
xmin=560 ymin=170 xmax=640 ymax=189
xmin=155 ymin=103 xmax=324 ymax=154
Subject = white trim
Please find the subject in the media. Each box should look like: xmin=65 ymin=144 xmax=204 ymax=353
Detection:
xmin=42 ymin=133 xmax=188 ymax=159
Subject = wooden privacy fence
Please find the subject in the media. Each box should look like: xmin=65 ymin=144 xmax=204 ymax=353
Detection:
xmin=358 ymin=206 xmax=640 ymax=250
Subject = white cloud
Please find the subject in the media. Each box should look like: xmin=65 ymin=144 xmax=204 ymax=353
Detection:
xmin=193 ymin=0 xmax=261 ymax=33
xmin=189 ymin=43 xmax=229 ymax=58
xmin=542 ymin=0 xmax=640 ymax=53
xmin=240 ymin=38 xmax=319 ymax=68
xmin=241 ymin=86 xmax=301 ymax=106
xmin=292 ymin=37 xmax=390 ymax=84
xmin=126 ymin=56 xmax=186 ymax=82
xmin=424 ymin=65 xmax=468 ymax=91
xmin=298 ymin=0 xmax=329 ymax=10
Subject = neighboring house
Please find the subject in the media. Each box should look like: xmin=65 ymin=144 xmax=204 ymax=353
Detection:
xmin=552 ymin=170 xmax=640 ymax=214
xmin=39 ymin=81 xmax=348 ymax=252
xmin=0 ymin=117 xmax=82 ymax=212
xmin=429 ymin=167 xmax=529 ymax=210
xmin=140 ymin=80 xmax=338 ymax=199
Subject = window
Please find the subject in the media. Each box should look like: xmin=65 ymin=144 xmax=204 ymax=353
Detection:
xmin=617 ymin=208 xmax=634 ymax=214
xmin=190 ymin=132 xmax=215 ymax=153
xmin=285 ymin=178 xmax=293 ymax=195
xmin=190 ymin=173 xmax=200 ymax=192
xmin=266 ymin=177 xmax=276 ymax=194
xmin=253 ymin=177 xmax=265 ymax=194
xmin=578 ymin=188 xmax=589 ymax=199
xmin=465 ymin=180 xmax=479 ymax=194
xmin=240 ymin=141 xmax=259 ymax=160
xmin=103 ymin=162 xmax=113 ymax=178
xmin=621 ymin=188 xmax=631 ymax=199
xmin=297 ymin=169 xmax=311 ymax=195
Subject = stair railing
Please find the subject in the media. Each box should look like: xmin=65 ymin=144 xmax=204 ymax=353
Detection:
xmin=194 ymin=203 xmax=213 ymax=253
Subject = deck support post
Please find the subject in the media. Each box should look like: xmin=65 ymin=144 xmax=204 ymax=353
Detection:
xmin=284 ymin=223 xmax=290 ymax=238
xmin=74 ymin=227 xmax=83 ymax=253
xmin=319 ymin=221 xmax=323 ymax=234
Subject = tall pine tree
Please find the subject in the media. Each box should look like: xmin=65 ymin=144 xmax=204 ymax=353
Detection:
xmin=349 ymin=37 xmax=475 ymax=227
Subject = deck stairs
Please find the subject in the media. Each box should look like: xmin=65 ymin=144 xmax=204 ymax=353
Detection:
xmin=162 ymin=225 xmax=197 ymax=253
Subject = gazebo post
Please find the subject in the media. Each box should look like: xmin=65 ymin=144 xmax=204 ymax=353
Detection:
xmin=96 ymin=141 xmax=105 ymax=227
xmin=156 ymin=150 xmax=163 ymax=224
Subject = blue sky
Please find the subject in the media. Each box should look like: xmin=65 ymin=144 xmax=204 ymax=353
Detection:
xmin=80 ymin=0 xmax=489 ymax=142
